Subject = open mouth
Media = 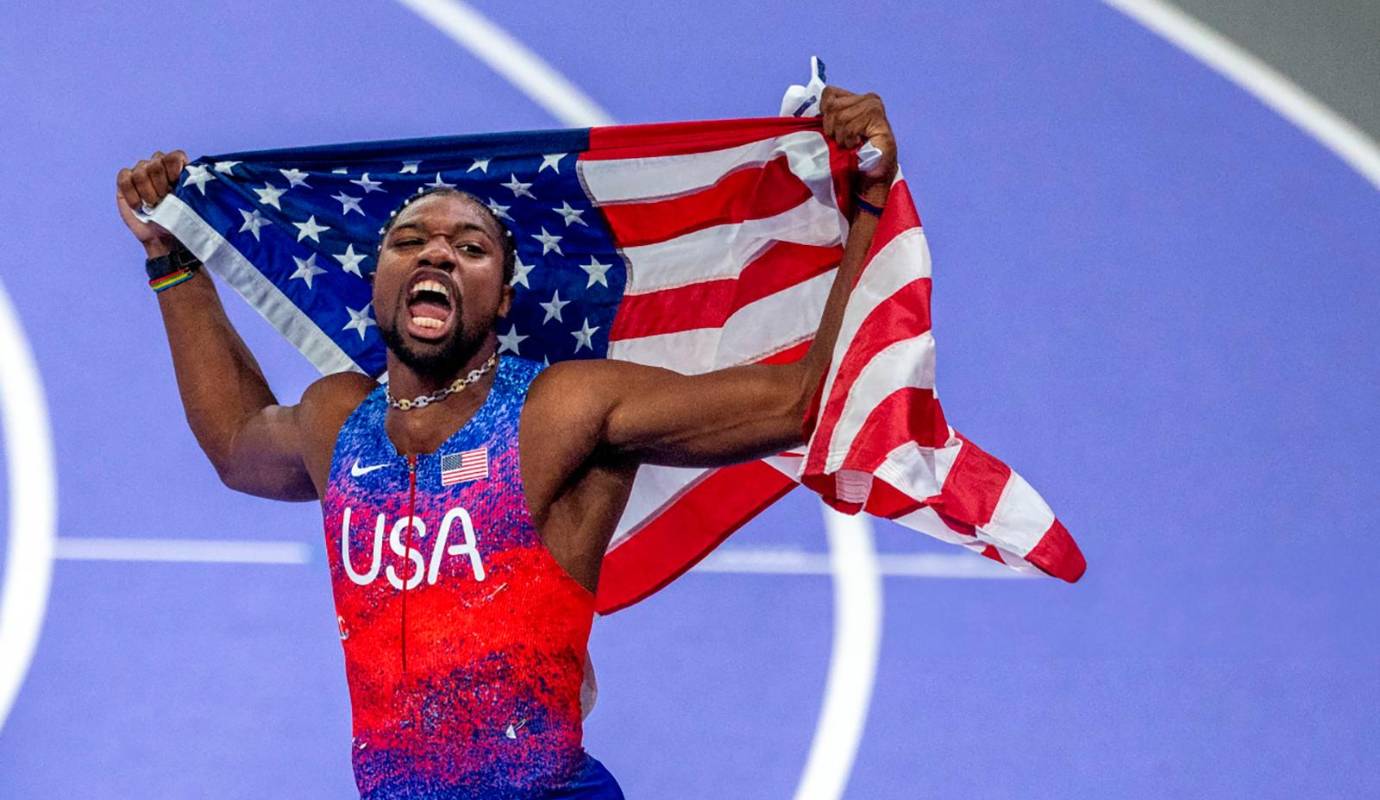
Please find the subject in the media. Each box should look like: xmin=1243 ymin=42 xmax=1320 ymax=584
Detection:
xmin=403 ymin=274 xmax=458 ymax=341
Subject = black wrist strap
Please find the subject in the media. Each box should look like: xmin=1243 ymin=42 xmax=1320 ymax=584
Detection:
xmin=854 ymin=194 xmax=886 ymax=217
xmin=145 ymin=241 xmax=200 ymax=282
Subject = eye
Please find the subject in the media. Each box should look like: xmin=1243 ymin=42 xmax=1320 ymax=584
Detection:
xmin=393 ymin=237 xmax=423 ymax=248
xmin=458 ymin=243 xmax=487 ymax=256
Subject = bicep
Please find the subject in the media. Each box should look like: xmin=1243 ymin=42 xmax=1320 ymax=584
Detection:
xmin=215 ymin=372 xmax=371 ymax=501
xmin=585 ymin=360 xmax=810 ymax=468
xmin=217 ymin=403 xmax=317 ymax=501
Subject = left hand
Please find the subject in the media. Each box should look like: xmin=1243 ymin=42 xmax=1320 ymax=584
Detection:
xmin=821 ymin=86 xmax=898 ymax=200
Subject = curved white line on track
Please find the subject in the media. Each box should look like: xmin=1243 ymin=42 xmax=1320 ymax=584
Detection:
xmin=793 ymin=506 xmax=883 ymax=800
xmin=0 ymin=277 xmax=57 ymax=733
xmin=393 ymin=0 xmax=614 ymax=127
xmin=393 ymin=4 xmax=887 ymax=796
xmin=1104 ymin=0 xmax=1380 ymax=191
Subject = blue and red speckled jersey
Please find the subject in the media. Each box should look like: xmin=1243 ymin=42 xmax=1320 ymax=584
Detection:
xmin=322 ymin=356 xmax=620 ymax=799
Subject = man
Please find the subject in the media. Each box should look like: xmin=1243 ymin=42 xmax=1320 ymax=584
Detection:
xmin=116 ymin=87 xmax=897 ymax=799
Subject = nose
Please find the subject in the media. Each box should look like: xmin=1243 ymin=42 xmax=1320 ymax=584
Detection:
xmin=416 ymin=235 xmax=456 ymax=270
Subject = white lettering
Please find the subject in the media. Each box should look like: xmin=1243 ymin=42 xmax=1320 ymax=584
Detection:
xmin=340 ymin=507 xmax=385 ymax=586
xmin=431 ymin=507 xmax=486 ymax=583
xmin=385 ymin=516 xmax=428 ymax=591
xmin=339 ymin=505 xmax=487 ymax=589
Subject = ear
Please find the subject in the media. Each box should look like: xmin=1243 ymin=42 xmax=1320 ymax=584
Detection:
xmin=496 ymin=282 xmax=514 ymax=319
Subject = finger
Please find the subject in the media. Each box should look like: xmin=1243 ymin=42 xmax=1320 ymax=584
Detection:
xmin=161 ymin=150 xmax=188 ymax=187
xmin=147 ymin=153 xmax=171 ymax=196
xmin=115 ymin=191 xmax=141 ymax=227
xmin=130 ymin=162 xmax=160 ymax=207
xmin=116 ymin=168 xmax=143 ymax=211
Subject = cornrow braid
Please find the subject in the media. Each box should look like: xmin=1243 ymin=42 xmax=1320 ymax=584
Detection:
xmin=375 ymin=186 xmax=517 ymax=284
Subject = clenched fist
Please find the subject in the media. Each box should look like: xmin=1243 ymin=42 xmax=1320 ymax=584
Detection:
xmin=820 ymin=87 xmax=898 ymax=203
xmin=116 ymin=149 xmax=188 ymax=257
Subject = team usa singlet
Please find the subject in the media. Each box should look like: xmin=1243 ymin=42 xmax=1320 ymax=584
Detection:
xmin=322 ymin=356 xmax=623 ymax=799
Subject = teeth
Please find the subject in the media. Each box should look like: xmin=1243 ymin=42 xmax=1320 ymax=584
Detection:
xmin=409 ymin=280 xmax=450 ymax=300
xmin=411 ymin=316 xmax=444 ymax=329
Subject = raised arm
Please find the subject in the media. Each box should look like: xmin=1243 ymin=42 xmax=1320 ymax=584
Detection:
xmin=116 ymin=152 xmax=371 ymax=500
xmin=529 ymin=88 xmax=897 ymax=470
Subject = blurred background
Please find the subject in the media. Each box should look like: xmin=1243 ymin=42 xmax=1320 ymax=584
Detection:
xmin=1 ymin=1 xmax=1376 ymax=797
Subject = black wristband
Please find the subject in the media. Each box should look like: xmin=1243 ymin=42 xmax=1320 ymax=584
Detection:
xmin=145 ymin=241 xmax=200 ymax=282
xmin=854 ymin=194 xmax=886 ymax=217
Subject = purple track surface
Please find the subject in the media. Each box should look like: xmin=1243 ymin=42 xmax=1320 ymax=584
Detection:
xmin=1 ymin=2 xmax=1377 ymax=798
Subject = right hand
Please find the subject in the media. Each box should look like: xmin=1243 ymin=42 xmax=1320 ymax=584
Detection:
xmin=116 ymin=149 xmax=188 ymax=257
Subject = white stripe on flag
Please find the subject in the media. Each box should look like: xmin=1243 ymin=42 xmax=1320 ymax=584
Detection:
xmin=580 ymin=130 xmax=830 ymax=203
xmin=617 ymin=199 xmax=843 ymax=295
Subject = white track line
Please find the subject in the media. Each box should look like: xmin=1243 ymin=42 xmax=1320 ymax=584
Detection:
xmin=792 ymin=507 xmax=883 ymax=800
xmin=393 ymin=0 xmax=613 ymax=127
xmin=49 ymin=537 xmax=1017 ymax=580
xmin=1104 ymin=0 xmax=1380 ymax=191
xmin=54 ymin=538 xmax=310 ymax=565
xmin=0 ymin=277 xmax=57 ymax=734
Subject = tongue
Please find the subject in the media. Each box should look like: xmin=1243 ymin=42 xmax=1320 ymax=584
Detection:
xmin=408 ymin=300 xmax=451 ymax=321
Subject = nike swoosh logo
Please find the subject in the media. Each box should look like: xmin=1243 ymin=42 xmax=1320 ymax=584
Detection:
xmin=350 ymin=459 xmax=389 ymax=478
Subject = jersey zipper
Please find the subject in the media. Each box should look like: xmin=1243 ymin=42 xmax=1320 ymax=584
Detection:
xmin=402 ymin=453 xmax=417 ymax=676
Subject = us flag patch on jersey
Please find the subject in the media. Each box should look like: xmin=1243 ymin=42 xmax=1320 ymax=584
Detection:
xmin=440 ymin=447 xmax=489 ymax=486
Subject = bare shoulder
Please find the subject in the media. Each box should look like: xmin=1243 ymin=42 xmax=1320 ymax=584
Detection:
xmin=298 ymin=370 xmax=378 ymax=439
xmin=525 ymin=358 xmax=655 ymax=427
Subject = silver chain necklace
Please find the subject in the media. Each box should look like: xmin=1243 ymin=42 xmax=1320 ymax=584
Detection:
xmin=386 ymin=354 xmax=498 ymax=411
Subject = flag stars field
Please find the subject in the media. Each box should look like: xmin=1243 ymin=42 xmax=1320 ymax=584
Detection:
xmin=351 ymin=173 xmax=384 ymax=193
xmin=510 ymin=255 xmax=535 ymax=289
xmin=400 ymin=161 xmax=421 ymax=174
xmin=580 ymin=257 xmax=611 ymax=288
xmin=183 ymin=163 xmax=216 ymax=194
xmin=342 ymin=304 xmax=376 ymax=339
xmin=571 ymin=318 xmax=598 ymax=352
xmin=333 ymin=245 xmax=368 ymax=278
xmin=289 ymin=253 xmax=327 ymax=289
xmin=213 ymin=160 xmax=240 ymax=174
xmin=427 ymin=173 xmax=456 ymax=190
xmin=487 ymin=198 xmax=513 ymax=221
xmin=254 ymin=183 xmax=286 ymax=210
xmin=293 ymin=215 xmax=330 ymax=243
xmin=503 ymin=174 xmax=535 ymax=199
xmin=539 ymin=153 xmax=566 ymax=173
xmin=279 ymin=168 xmax=311 ymax=188
xmin=468 ymin=158 xmax=491 ymax=173
xmin=238 ymin=208 xmax=271 ymax=240
xmin=332 ymin=192 xmax=364 ymax=216
xmin=552 ymin=201 xmax=586 ymax=226
xmin=510 ymin=256 xmax=534 ymax=288
xmin=497 ymin=325 xmax=528 ymax=355
xmin=540 ymin=290 xmax=570 ymax=324
xmin=532 ymin=227 xmax=563 ymax=255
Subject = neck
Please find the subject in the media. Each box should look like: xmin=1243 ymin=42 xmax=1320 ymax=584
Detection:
xmin=383 ymin=339 xmax=499 ymax=456
xmin=384 ymin=337 xmax=497 ymax=398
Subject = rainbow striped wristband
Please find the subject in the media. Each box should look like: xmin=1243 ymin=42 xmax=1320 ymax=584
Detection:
xmin=149 ymin=268 xmax=197 ymax=293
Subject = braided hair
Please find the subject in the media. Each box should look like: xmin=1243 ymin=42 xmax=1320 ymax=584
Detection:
xmin=375 ymin=186 xmax=516 ymax=284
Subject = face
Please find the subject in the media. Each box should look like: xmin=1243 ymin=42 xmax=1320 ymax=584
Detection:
xmin=372 ymin=193 xmax=512 ymax=376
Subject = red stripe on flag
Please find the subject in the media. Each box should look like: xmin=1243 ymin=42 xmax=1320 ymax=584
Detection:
xmin=609 ymin=242 xmax=842 ymax=340
xmin=930 ymin=435 xmax=1012 ymax=528
xmin=1024 ymin=519 xmax=1087 ymax=582
xmin=804 ymin=277 xmax=934 ymax=469
xmin=601 ymin=156 xmax=813 ymax=248
xmin=595 ymin=460 xmax=796 ymax=613
xmin=586 ymin=117 xmax=822 ymax=160
xmin=843 ymin=386 xmax=950 ymax=467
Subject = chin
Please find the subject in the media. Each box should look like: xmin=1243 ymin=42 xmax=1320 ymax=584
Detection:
xmin=381 ymin=322 xmax=482 ymax=377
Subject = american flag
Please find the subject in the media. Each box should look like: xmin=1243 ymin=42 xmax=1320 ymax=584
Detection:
xmin=440 ymin=447 xmax=489 ymax=486
xmin=147 ymin=113 xmax=1085 ymax=613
